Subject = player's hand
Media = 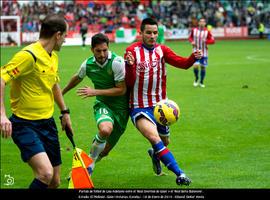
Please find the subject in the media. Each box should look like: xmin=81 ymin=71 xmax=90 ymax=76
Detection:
xmin=191 ymin=41 xmax=196 ymax=47
xmin=0 ymin=115 xmax=12 ymax=138
xmin=194 ymin=49 xmax=202 ymax=59
xmin=125 ymin=51 xmax=135 ymax=66
xmin=60 ymin=113 xmax=73 ymax=133
xmin=77 ymin=86 xmax=96 ymax=98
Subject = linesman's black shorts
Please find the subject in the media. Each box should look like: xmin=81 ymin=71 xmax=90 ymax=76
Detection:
xmin=10 ymin=114 xmax=62 ymax=166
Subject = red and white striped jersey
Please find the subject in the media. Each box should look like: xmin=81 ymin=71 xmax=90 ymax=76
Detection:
xmin=125 ymin=42 xmax=196 ymax=109
xmin=189 ymin=27 xmax=215 ymax=57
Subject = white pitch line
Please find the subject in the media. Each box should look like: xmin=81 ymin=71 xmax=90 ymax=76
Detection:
xmin=246 ymin=55 xmax=270 ymax=62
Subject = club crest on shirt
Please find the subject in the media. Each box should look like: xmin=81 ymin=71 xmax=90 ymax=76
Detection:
xmin=137 ymin=61 xmax=149 ymax=72
xmin=137 ymin=59 xmax=159 ymax=72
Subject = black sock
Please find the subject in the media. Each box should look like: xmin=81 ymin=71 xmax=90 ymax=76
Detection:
xmin=29 ymin=178 xmax=48 ymax=189
xmin=193 ymin=68 xmax=199 ymax=82
xmin=200 ymin=68 xmax=206 ymax=84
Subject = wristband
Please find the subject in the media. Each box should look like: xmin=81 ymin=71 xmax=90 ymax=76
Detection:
xmin=61 ymin=108 xmax=70 ymax=115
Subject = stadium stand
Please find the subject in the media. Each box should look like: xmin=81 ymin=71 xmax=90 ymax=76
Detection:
xmin=1 ymin=0 xmax=269 ymax=45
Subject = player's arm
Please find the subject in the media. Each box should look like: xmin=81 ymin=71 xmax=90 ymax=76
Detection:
xmin=162 ymin=45 xmax=202 ymax=69
xmin=77 ymin=81 xmax=126 ymax=98
xmin=0 ymin=51 xmax=34 ymax=138
xmin=62 ymin=74 xmax=83 ymax=95
xmin=0 ymin=78 xmax=11 ymax=138
xmin=188 ymin=28 xmax=195 ymax=46
xmin=124 ymin=48 xmax=136 ymax=88
xmin=62 ymin=60 xmax=87 ymax=95
xmin=206 ymin=31 xmax=215 ymax=45
xmin=53 ymin=83 xmax=73 ymax=132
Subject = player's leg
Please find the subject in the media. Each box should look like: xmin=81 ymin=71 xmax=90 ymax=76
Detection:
xmin=136 ymin=117 xmax=190 ymax=184
xmin=89 ymin=103 xmax=114 ymax=173
xmin=148 ymin=124 xmax=170 ymax=175
xmin=28 ymin=152 xmax=54 ymax=188
xmin=131 ymin=108 xmax=191 ymax=186
xmin=10 ymin=115 xmax=56 ymax=188
xmin=199 ymin=57 xmax=208 ymax=87
xmin=42 ymin=117 xmax=62 ymax=188
xmin=193 ymin=61 xmax=200 ymax=87
xmin=90 ymin=121 xmax=113 ymax=162
xmin=49 ymin=165 xmax=61 ymax=188
xmin=97 ymin=113 xmax=128 ymax=162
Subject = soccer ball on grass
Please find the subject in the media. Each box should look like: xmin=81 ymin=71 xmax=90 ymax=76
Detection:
xmin=153 ymin=99 xmax=180 ymax=126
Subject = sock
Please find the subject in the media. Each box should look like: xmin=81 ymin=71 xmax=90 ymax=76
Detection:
xmin=200 ymin=68 xmax=206 ymax=84
xmin=29 ymin=178 xmax=48 ymax=189
xmin=153 ymin=141 xmax=183 ymax=176
xmin=193 ymin=68 xmax=199 ymax=82
xmin=90 ymin=134 xmax=106 ymax=162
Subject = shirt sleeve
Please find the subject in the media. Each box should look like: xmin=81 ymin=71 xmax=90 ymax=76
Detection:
xmin=206 ymin=31 xmax=215 ymax=45
xmin=188 ymin=28 xmax=194 ymax=43
xmin=112 ymin=56 xmax=125 ymax=83
xmin=0 ymin=51 xmax=34 ymax=83
xmin=124 ymin=46 xmax=136 ymax=88
xmin=77 ymin=59 xmax=87 ymax=79
xmin=162 ymin=45 xmax=195 ymax=69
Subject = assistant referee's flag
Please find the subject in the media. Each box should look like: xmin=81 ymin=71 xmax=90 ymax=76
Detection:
xmin=68 ymin=147 xmax=94 ymax=189
xmin=60 ymin=115 xmax=94 ymax=189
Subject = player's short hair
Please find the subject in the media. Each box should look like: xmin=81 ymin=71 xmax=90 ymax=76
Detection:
xmin=39 ymin=14 xmax=67 ymax=39
xmin=140 ymin=18 xmax=158 ymax=32
xmin=91 ymin=33 xmax=109 ymax=48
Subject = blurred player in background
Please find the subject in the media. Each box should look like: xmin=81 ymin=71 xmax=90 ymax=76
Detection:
xmin=80 ymin=20 xmax=88 ymax=47
xmin=189 ymin=17 xmax=215 ymax=88
xmin=125 ymin=17 xmax=202 ymax=186
xmin=0 ymin=14 xmax=72 ymax=189
xmin=157 ymin=20 xmax=166 ymax=44
xmin=62 ymin=33 xmax=129 ymax=174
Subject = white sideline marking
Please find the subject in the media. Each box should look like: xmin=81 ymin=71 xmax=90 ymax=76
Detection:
xmin=246 ymin=55 xmax=270 ymax=62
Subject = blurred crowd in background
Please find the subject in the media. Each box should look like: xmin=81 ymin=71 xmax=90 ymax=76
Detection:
xmin=1 ymin=0 xmax=270 ymax=34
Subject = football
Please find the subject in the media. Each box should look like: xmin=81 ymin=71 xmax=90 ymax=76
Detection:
xmin=154 ymin=99 xmax=180 ymax=126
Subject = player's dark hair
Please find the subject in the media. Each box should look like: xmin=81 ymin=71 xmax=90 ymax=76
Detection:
xmin=39 ymin=14 xmax=67 ymax=39
xmin=140 ymin=18 xmax=158 ymax=32
xmin=91 ymin=33 xmax=109 ymax=48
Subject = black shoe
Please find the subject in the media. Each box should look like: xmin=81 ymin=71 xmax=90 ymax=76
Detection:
xmin=176 ymin=173 xmax=191 ymax=186
xmin=148 ymin=148 xmax=162 ymax=175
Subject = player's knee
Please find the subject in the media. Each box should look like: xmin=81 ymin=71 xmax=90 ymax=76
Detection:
xmin=148 ymin=134 xmax=161 ymax=144
xmin=99 ymin=126 xmax=113 ymax=137
xmin=37 ymin=168 xmax=54 ymax=185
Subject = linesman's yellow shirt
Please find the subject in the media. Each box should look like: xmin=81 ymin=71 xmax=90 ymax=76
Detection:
xmin=0 ymin=41 xmax=60 ymax=120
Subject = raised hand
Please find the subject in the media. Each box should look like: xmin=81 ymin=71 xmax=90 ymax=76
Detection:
xmin=125 ymin=51 xmax=135 ymax=65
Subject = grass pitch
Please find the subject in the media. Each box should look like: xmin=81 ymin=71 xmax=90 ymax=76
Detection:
xmin=1 ymin=39 xmax=270 ymax=189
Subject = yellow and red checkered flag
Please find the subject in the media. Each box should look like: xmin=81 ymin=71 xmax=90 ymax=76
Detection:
xmin=60 ymin=115 xmax=94 ymax=189
xmin=68 ymin=147 xmax=94 ymax=189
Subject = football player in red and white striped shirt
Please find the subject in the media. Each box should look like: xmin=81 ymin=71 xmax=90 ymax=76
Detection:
xmin=125 ymin=18 xmax=202 ymax=186
xmin=189 ymin=17 xmax=215 ymax=88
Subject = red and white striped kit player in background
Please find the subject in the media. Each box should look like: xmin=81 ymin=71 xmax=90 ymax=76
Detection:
xmin=125 ymin=18 xmax=202 ymax=186
xmin=189 ymin=17 xmax=215 ymax=88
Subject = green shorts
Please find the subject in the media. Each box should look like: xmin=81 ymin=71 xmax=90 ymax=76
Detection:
xmin=93 ymin=101 xmax=129 ymax=149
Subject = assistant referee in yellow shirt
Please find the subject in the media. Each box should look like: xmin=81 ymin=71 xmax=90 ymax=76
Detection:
xmin=0 ymin=14 xmax=73 ymax=189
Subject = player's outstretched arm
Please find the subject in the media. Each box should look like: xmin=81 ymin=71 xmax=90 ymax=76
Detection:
xmin=162 ymin=45 xmax=197 ymax=69
xmin=62 ymin=74 xmax=82 ymax=95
